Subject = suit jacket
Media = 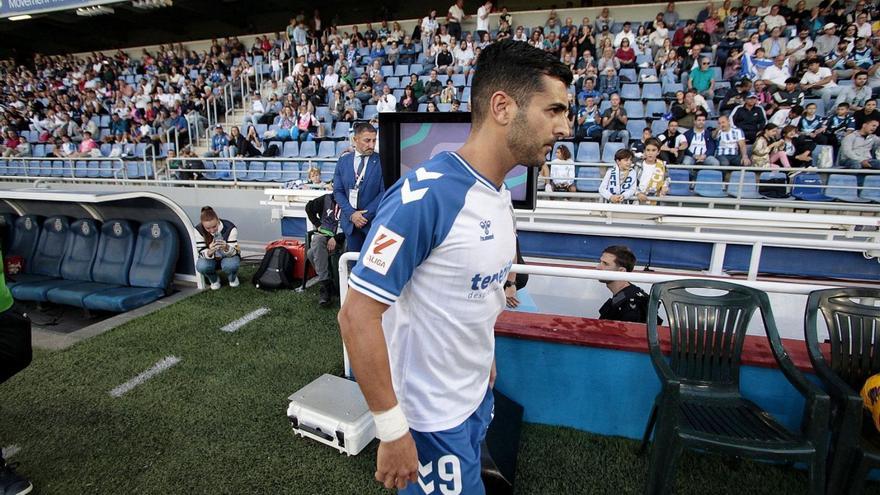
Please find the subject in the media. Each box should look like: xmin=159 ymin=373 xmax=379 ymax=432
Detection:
xmin=332 ymin=151 xmax=385 ymax=237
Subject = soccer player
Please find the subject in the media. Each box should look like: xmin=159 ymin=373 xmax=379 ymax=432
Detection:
xmin=338 ymin=40 xmax=572 ymax=493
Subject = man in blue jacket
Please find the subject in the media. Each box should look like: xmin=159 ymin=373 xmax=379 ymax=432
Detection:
xmin=333 ymin=123 xmax=385 ymax=253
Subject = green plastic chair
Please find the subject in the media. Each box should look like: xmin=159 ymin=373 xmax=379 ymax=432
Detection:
xmin=639 ymin=279 xmax=830 ymax=495
xmin=804 ymin=288 xmax=880 ymax=495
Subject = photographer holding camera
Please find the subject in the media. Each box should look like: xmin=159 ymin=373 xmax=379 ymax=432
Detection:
xmin=194 ymin=206 xmax=241 ymax=290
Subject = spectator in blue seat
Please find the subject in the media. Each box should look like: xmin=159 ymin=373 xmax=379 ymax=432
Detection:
xmin=195 ymin=206 xmax=241 ymax=290
xmin=109 ymin=113 xmax=129 ymax=137
xmin=600 ymin=93 xmax=630 ymax=151
xmin=839 ymin=118 xmax=880 ymax=169
xmin=420 ymin=70 xmax=443 ymax=105
xmin=399 ymin=36 xmax=417 ymax=65
xmin=578 ymin=77 xmax=602 ymax=106
xmin=598 ymin=66 xmax=621 ymax=98
xmin=680 ymin=114 xmax=720 ymax=167
xmin=688 ymin=57 xmax=715 ymax=100
xmin=207 ymin=124 xmax=229 ymax=157
xmin=599 ymin=148 xmax=638 ymax=203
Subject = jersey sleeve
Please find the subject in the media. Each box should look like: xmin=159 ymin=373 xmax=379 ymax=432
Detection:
xmin=348 ymin=172 xmax=464 ymax=305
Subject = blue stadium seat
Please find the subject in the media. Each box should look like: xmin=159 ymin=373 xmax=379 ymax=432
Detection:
xmin=646 ymin=100 xmax=667 ymax=119
xmin=242 ymin=161 xmax=266 ymax=181
xmin=74 ymin=160 xmax=89 ymax=178
xmin=438 ymin=103 xmax=452 ymax=112
xmin=394 ymin=64 xmax=410 ymax=77
xmin=32 ymin=144 xmax=46 ymax=157
xmin=81 ymin=221 xmax=180 ymax=312
xmin=726 ymin=171 xmax=763 ymax=199
xmin=461 ymin=87 xmax=471 ymax=103
xmin=85 ymin=160 xmax=100 ymax=178
xmin=639 ymin=68 xmax=658 ymax=78
xmin=623 ymin=101 xmax=645 ymax=119
xmin=333 ymin=122 xmax=351 ymax=139
xmin=694 ymin=170 xmax=727 ymax=197
xmin=576 ymin=142 xmax=600 ymax=162
xmin=601 ymin=143 xmax=625 ymax=163
xmin=51 ymin=159 xmax=66 ymax=177
xmin=0 ymin=160 xmax=8 ymax=176
xmin=299 ymin=141 xmax=317 ymax=158
xmin=315 ymin=106 xmax=331 ymax=122
xmin=825 ymin=174 xmax=870 ymax=203
xmin=791 ymin=173 xmax=833 ymax=201
xmin=451 ymin=74 xmax=466 ymax=87
xmin=575 ymin=166 xmax=602 ymax=192
xmin=667 ymin=169 xmax=693 ymax=196
xmin=642 ymin=84 xmax=663 ymax=100
xmin=11 ymin=219 xmax=100 ymax=302
xmin=280 ymin=162 xmax=300 ymax=182
xmin=381 ymin=65 xmax=395 ymax=77
xmin=99 ymin=160 xmax=115 ymax=178
xmin=619 ymin=68 xmax=637 ymax=82
xmin=626 ymin=119 xmax=648 ymax=138
xmin=230 ymin=160 xmax=248 ymax=181
xmin=8 ymin=216 xmax=69 ymax=287
xmin=320 ymin=162 xmax=336 ymax=182
xmin=317 ymin=141 xmax=336 ymax=158
xmin=8 ymin=160 xmax=24 ymax=176
xmin=7 ymin=215 xmax=41 ymax=269
xmin=335 ymin=141 xmax=350 ymax=156
xmin=662 ymin=82 xmax=684 ymax=95
xmin=282 ymin=141 xmax=299 ymax=158
xmin=386 ymin=77 xmax=401 ymax=90
xmin=264 ymin=162 xmax=283 ymax=182
xmin=861 ymin=176 xmax=880 ymax=202
xmin=620 ymin=84 xmax=641 ymax=100
xmin=411 ymin=64 xmax=424 ymax=75
xmin=214 ymin=160 xmax=232 ymax=180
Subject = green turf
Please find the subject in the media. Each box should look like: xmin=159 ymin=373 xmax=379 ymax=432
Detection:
xmin=1 ymin=270 xmax=878 ymax=494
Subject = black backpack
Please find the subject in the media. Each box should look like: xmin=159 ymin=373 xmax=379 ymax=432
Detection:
xmin=758 ymin=174 xmax=789 ymax=198
xmin=252 ymin=247 xmax=296 ymax=290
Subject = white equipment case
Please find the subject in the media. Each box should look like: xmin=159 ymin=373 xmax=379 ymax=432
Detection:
xmin=286 ymin=374 xmax=376 ymax=456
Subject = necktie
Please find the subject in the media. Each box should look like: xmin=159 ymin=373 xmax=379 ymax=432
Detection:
xmin=355 ymin=155 xmax=367 ymax=184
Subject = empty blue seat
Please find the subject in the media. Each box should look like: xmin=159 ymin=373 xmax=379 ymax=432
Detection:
xmin=51 ymin=159 xmax=66 ymax=177
xmin=726 ymin=171 xmax=763 ymax=199
xmin=626 ymin=119 xmax=648 ymax=138
xmin=825 ymin=174 xmax=870 ymax=202
xmin=74 ymin=160 xmax=89 ymax=178
xmin=47 ymin=220 xmax=136 ymax=308
xmin=81 ymin=221 xmax=180 ymax=312
xmin=282 ymin=141 xmax=299 ymax=157
xmin=264 ymin=162 xmax=283 ymax=182
xmin=860 ymin=175 xmax=880 ymax=202
xmin=576 ymin=142 xmax=600 ymax=162
xmin=620 ymin=84 xmax=641 ymax=100
xmin=242 ymin=161 xmax=266 ymax=181
xmin=317 ymin=141 xmax=336 ymax=158
xmin=601 ymin=143 xmax=625 ymax=163
xmin=230 ymin=161 xmax=248 ymax=181
xmin=12 ymin=219 xmax=100 ymax=302
xmin=792 ymin=173 xmax=833 ymax=201
xmin=333 ymin=122 xmax=351 ymax=139
xmin=280 ymin=162 xmax=300 ymax=182
xmin=320 ymin=162 xmax=336 ymax=182
xmin=7 ymin=215 xmax=41 ymax=269
xmin=8 ymin=216 xmax=70 ymax=287
xmin=694 ymin=170 xmax=726 ymax=197
xmin=335 ymin=141 xmax=350 ymax=156
xmin=299 ymin=141 xmax=317 ymax=158
xmin=364 ymin=105 xmax=378 ymax=120
xmin=646 ymin=101 xmax=667 ymax=118
xmin=619 ymin=68 xmax=637 ymax=82
xmin=623 ymin=101 xmax=645 ymax=119
xmin=667 ymin=169 xmax=693 ymax=196
xmin=575 ymin=167 xmax=602 ymax=192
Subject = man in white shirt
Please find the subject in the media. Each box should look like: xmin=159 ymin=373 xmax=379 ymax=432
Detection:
xmin=763 ymin=5 xmax=787 ymax=31
xmin=376 ymin=85 xmax=398 ymax=113
xmin=801 ymin=58 xmax=843 ymax=111
xmin=814 ymin=23 xmax=840 ymax=57
xmin=762 ymin=55 xmax=793 ymax=89
xmin=785 ymin=29 xmax=814 ymax=62
xmin=249 ymin=92 xmax=266 ymax=125
xmin=856 ymin=12 xmax=873 ymax=38
xmin=613 ymin=22 xmax=637 ymax=48
xmin=712 ymin=115 xmax=751 ymax=166
xmin=476 ymin=1 xmax=492 ymax=41
xmin=322 ymin=66 xmax=340 ymax=91
xmin=447 ymin=0 xmax=467 ymax=41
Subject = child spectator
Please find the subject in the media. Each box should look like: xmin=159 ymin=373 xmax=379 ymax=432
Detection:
xmin=541 ymin=146 xmax=576 ymax=192
xmin=751 ymin=124 xmax=791 ymax=168
xmin=637 ymin=138 xmax=670 ymax=203
xmin=599 ymin=148 xmax=638 ymax=203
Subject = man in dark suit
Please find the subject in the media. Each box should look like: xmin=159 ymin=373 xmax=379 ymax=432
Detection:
xmin=333 ymin=123 xmax=385 ymax=253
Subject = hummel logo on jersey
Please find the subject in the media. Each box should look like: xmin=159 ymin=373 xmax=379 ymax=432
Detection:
xmin=479 ymin=220 xmax=494 ymax=241
xmin=401 ymin=168 xmax=444 ymax=204
xmin=363 ymin=225 xmax=404 ymax=276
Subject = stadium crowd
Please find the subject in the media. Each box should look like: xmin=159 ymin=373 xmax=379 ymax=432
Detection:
xmin=2 ymin=0 xmax=880 ymax=185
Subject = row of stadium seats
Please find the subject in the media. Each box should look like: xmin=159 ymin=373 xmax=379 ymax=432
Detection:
xmin=569 ymin=168 xmax=880 ymax=203
xmin=2 ymin=214 xmax=179 ymax=312
xmin=0 ymin=159 xmax=152 ymax=179
xmin=200 ymin=160 xmax=335 ymax=182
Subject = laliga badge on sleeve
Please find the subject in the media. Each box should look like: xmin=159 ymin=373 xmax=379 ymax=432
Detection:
xmin=363 ymin=225 xmax=404 ymax=276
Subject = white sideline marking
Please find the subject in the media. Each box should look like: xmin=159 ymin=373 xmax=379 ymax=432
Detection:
xmin=109 ymin=356 xmax=181 ymax=398
xmin=2 ymin=444 xmax=21 ymax=459
xmin=220 ymin=307 xmax=270 ymax=333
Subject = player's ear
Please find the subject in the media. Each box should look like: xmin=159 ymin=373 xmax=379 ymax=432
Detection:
xmin=489 ymin=90 xmax=515 ymax=126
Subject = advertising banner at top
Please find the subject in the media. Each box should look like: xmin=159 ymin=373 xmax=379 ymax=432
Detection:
xmin=1 ymin=0 xmax=120 ymax=18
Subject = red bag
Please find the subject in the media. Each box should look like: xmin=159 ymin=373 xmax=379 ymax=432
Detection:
xmin=265 ymin=239 xmax=316 ymax=281
xmin=4 ymin=255 xmax=24 ymax=276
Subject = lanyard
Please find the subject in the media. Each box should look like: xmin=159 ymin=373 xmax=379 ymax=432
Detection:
xmin=354 ymin=154 xmax=368 ymax=188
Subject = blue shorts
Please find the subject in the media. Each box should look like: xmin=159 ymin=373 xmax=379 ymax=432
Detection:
xmin=401 ymin=388 xmax=494 ymax=495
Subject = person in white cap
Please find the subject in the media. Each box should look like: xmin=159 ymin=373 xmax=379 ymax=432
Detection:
xmin=814 ymin=23 xmax=840 ymax=57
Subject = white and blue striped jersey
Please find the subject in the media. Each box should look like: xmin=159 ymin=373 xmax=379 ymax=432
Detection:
xmin=349 ymin=151 xmax=516 ymax=432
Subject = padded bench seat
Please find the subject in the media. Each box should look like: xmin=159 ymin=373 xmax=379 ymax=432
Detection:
xmin=46 ymin=282 xmax=123 ymax=308
xmin=80 ymin=287 xmax=166 ymax=313
xmin=6 ymin=274 xmax=55 ymax=288
xmin=11 ymin=278 xmax=81 ymax=302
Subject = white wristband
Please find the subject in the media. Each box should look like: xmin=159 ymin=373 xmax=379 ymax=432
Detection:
xmin=372 ymin=404 xmax=410 ymax=442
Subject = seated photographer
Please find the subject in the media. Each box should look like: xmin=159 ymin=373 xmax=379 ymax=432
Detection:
xmin=305 ymin=193 xmax=345 ymax=307
xmin=194 ymin=206 xmax=241 ymax=290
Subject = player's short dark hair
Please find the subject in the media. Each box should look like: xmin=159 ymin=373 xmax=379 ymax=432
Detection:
xmin=353 ymin=122 xmax=377 ymax=135
xmin=603 ymin=245 xmax=636 ymax=272
xmin=471 ymin=39 xmax=573 ymax=127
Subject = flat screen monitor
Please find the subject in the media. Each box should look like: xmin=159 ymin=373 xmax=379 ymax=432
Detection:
xmin=378 ymin=112 xmax=536 ymax=210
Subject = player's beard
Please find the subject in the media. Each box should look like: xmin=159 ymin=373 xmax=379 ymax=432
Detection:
xmin=507 ymin=112 xmax=550 ymax=168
